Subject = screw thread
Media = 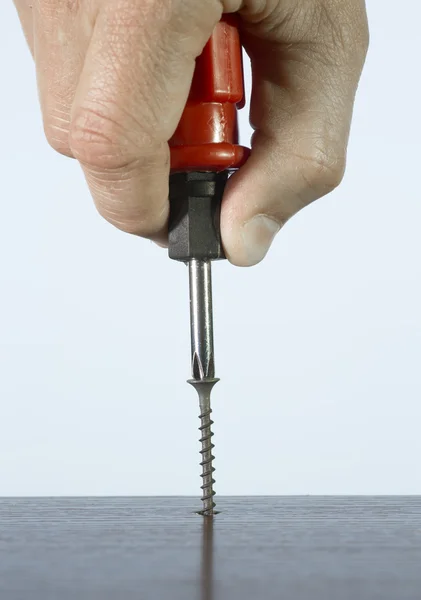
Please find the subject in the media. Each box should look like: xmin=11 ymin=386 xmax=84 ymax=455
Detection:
xmin=198 ymin=407 xmax=216 ymax=516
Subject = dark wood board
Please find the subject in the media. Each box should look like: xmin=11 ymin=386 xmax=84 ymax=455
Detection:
xmin=0 ymin=497 xmax=420 ymax=599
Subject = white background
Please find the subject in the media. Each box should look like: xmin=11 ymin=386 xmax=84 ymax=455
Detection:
xmin=0 ymin=2 xmax=420 ymax=496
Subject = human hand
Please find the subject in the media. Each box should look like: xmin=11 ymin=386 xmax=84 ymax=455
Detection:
xmin=14 ymin=0 xmax=368 ymax=266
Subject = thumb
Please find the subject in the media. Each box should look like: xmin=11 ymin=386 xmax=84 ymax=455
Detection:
xmin=221 ymin=2 xmax=368 ymax=267
xmin=221 ymin=131 xmax=344 ymax=267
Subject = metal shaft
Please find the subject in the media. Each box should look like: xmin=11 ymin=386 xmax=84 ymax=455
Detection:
xmin=188 ymin=259 xmax=218 ymax=516
xmin=189 ymin=259 xmax=215 ymax=381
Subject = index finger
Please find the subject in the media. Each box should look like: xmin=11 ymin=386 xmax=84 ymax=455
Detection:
xmin=69 ymin=0 xmax=223 ymax=241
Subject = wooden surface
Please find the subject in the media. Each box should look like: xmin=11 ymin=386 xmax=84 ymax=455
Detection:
xmin=1 ymin=497 xmax=421 ymax=599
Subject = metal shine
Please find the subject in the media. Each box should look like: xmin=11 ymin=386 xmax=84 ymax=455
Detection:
xmin=189 ymin=259 xmax=218 ymax=515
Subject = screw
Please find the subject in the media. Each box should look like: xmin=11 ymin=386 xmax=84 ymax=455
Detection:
xmin=189 ymin=379 xmax=219 ymax=516
xmin=198 ymin=406 xmax=216 ymax=515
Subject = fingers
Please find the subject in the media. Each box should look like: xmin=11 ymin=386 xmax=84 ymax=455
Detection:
xmin=31 ymin=0 xmax=93 ymax=157
xmin=221 ymin=0 xmax=369 ymax=266
xmin=68 ymin=0 xmax=223 ymax=241
xmin=28 ymin=0 xmax=224 ymax=242
xmin=24 ymin=0 xmax=368 ymax=255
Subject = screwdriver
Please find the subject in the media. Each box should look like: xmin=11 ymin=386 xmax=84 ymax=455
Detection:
xmin=168 ymin=16 xmax=249 ymax=516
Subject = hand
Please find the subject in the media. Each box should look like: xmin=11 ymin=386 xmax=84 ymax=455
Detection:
xmin=14 ymin=0 xmax=368 ymax=266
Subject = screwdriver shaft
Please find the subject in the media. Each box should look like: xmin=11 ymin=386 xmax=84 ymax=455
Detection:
xmin=189 ymin=259 xmax=215 ymax=381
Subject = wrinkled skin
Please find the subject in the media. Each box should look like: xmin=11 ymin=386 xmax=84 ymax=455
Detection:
xmin=14 ymin=0 xmax=368 ymax=266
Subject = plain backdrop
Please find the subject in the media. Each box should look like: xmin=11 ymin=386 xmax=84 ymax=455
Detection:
xmin=1 ymin=2 xmax=420 ymax=496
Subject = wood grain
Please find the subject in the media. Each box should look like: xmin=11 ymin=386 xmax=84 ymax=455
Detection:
xmin=1 ymin=497 xmax=421 ymax=599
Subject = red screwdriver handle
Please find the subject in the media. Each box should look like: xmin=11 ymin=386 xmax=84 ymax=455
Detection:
xmin=169 ymin=15 xmax=249 ymax=173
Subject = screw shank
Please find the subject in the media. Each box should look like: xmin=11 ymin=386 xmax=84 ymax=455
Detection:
xmin=190 ymin=379 xmax=218 ymax=516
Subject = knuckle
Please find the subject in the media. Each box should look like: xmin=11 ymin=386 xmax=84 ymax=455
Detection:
xmin=96 ymin=199 xmax=167 ymax=238
xmin=297 ymin=146 xmax=346 ymax=196
xmin=69 ymin=104 xmax=136 ymax=170
xmin=44 ymin=113 xmax=72 ymax=158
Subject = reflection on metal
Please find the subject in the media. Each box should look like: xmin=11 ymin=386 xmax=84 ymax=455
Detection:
xmin=189 ymin=260 xmax=215 ymax=381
